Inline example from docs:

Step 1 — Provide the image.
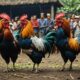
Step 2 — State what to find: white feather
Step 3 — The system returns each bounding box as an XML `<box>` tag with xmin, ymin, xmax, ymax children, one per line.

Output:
<box><xmin>31</xmin><ymin>36</ymin><xmax>45</xmax><ymax>51</ymax></box>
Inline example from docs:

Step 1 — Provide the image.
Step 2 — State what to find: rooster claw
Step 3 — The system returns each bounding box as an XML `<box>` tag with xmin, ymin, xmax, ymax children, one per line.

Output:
<box><xmin>12</xmin><ymin>69</ymin><xmax>16</xmax><ymax>72</ymax></box>
<box><xmin>34</xmin><ymin>70</ymin><xmax>39</xmax><ymax>73</ymax></box>
<box><xmin>3</xmin><ymin>68</ymin><xmax>16</xmax><ymax>72</ymax></box>
<box><xmin>3</xmin><ymin>69</ymin><xmax>10</xmax><ymax>73</ymax></box>
<box><xmin>61</xmin><ymin>68</ymin><xmax>65</xmax><ymax>71</ymax></box>
<box><xmin>68</xmin><ymin>68</ymin><xmax>73</xmax><ymax>71</ymax></box>
<box><xmin>32</xmin><ymin>69</ymin><xmax>36</xmax><ymax>72</ymax></box>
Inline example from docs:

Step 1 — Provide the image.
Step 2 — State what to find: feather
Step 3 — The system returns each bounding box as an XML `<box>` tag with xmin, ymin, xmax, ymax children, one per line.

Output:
<box><xmin>44</xmin><ymin>31</ymin><xmax>56</xmax><ymax>44</ymax></box>
<box><xmin>21</xmin><ymin>21</ymin><xmax>34</xmax><ymax>38</ymax></box>
<box><xmin>17</xmin><ymin>37</ymin><xmax>32</xmax><ymax>49</ymax></box>
<box><xmin>62</xmin><ymin>18</ymin><xmax>71</xmax><ymax>37</ymax></box>
<box><xmin>68</xmin><ymin>38</ymin><xmax>79</xmax><ymax>50</ymax></box>
<box><xmin>44</xmin><ymin>36</ymin><xmax>55</xmax><ymax>44</ymax></box>
<box><xmin>44</xmin><ymin>30</ymin><xmax>56</xmax><ymax>38</ymax></box>
<box><xmin>4</xmin><ymin>29</ymin><xmax>14</xmax><ymax>42</ymax></box>
<box><xmin>27</xmin><ymin>50</ymin><xmax>43</xmax><ymax>64</ymax></box>
<box><xmin>31</xmin><ymin>30</ymin><xmax>56</xmax><ymax>52</ymax></box>
<box><xmin>0</xmin><ymin>20</ymin><xmax>3</xmax><ymax>30</ymax></box>
<box><xmin>43</xmin><ymin>40</ymin><xmax>52</xmax><ymax>53</ymax></box>
<box><xmin>0</xmin><ymin>20</ymin><xmax>4</xmax><ymax>42</ymax></box>
<box><xmin>31</xmin><ymin>36</ymin><xmax>45</xmax><ymax>51</ymax></box>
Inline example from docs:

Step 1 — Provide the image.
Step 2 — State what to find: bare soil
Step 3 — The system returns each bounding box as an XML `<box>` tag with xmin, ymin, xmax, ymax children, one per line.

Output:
<box><xmin>0</xmin><ymin>52</ymin><xmax>80</xmax><ymax>80</ymax></box>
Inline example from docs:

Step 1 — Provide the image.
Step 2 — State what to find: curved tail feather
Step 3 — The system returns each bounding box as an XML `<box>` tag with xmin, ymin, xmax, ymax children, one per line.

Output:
<box><xmin>31</xmin><ymin>30</ymin><xmax>56</xmax><ymax>53</ymax></box>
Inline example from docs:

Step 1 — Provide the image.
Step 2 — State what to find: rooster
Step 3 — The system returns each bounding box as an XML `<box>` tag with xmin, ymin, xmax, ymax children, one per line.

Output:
<box><xmin>54</xmin><ymin>15</ymin><xmax>80</xmax><ymax>71</ymax></box>
<box><xmin>0</xmin><ymin>13</ymin><xmax>21</xmax><ymax>72</ymax></box>
<box><xmin>16</xmin><ymin>31</ymin><xmax>56</xmax><ymax>72</ymax></box>
<box><xmin>14</xmin><ymin>15</ymin><xmax>56</xmax><ymax>72</ymax></box>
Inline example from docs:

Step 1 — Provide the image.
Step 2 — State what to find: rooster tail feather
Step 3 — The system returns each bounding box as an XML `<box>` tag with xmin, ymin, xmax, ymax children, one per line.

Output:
<box><xmin>44</xmin><ymin>30</ymin><xmax>56</xmax><ymax>49</ymax></box>
<box><xmin>31</xmin><ymin>30</ymin><xmax>56</xmax><ymax>53</ymax></box>
<box><xmin>43</xmin><ymin>40</ymin><xmax>52</xmax><ymax>53</ymax></box>
<box><xmin>44</xmin><ymin>30</ymin><xmax>56</xmax><ymax>39</ymax></box>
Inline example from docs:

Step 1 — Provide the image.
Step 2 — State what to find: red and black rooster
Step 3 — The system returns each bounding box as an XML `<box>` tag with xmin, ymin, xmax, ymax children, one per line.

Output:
<box><xmin>0</xmin><ymin>13</ymin><xmax>21</xmax><ymax>72</ymax></box>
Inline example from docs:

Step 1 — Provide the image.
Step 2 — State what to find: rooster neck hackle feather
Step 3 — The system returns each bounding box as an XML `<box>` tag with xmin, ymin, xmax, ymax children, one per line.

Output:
<box><xmin>61</xmin><ymin>18</ymin><xmax>71</xmax><ymax>37</ymax></box>
<box><xmin>4</xmin><ymin>28</ymin><xmax>14</xmax><ymax>42</ymax></box>
<box><xmin>20</xmin><ymin>21</ymin><xmax>34</xmax><ymax>38</ymax></box>
<box><xmin>0</xmin><ymin>20</ymin><xmax>3</xmax><ymax>30</ymax></box>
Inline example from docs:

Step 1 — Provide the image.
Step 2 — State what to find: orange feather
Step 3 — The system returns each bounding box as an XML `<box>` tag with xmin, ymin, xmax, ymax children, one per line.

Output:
<box><xmin>0</xmin><ymin>20</ymin><xmax>3</xmax><ymax>30</ymax></box>
<box><xmin>21</xmin><ymin>21</ymin><xmax>34</xmax><ymax>38</ymax></box>
<box><xmin>62</xmin><ymin>18</ymin><xmax>71</xmax><ymax>37</ymax></box>
<box><xmin>0</xmin><ymin>20</ymin><xmax>4</xmax><ymax>39</ymax></box>
<box><xmin>4</xmin><ymin>29</ymin><xmax>14</xmax><ymax>41</ymax></box>
<box><xmin>68</xmin><ymin>38</ymin><xmax>79</xmax><ymax>50</ymax></box>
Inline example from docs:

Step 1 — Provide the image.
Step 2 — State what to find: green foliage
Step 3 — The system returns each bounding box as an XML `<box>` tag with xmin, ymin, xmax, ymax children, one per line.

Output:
<box><xmin>58</xmin><ymin>0</ymin><xmax>80</xmax><ymax>14</ymax></box>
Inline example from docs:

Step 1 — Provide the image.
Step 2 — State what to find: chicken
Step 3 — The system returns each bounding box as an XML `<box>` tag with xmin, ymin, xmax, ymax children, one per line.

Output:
<box><xmin>12</xmin><ymin>16</ymin><xmax>54</xmax><ymax>72</ymax></box>
<box><xmin>16</xmin><ymin>30</ymin><xmax>56</xmax><ymax>72</ymax></box>
<box><xmin>0</xmin><ymin>28</ymin><xmax>21</xmax><ymax>72</ymax></box>
<box><xmin>0</xmin><ymin>16</ymin><xmax>21</xmax><ymax>72</ymax></box>
<box><xmin>54</xmin><ymin>18</ymin><xmax>80</xmax><ymax>71</ymax></box>
<box><xmin>23</xmin><ymin>49</ymin><xmax>44</xmax><ymax>72</ymax></box>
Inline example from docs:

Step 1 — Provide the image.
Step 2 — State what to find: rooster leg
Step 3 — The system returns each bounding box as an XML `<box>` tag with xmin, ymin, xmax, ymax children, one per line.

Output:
<box><xmin>61</xmin><ymin>62</ymin><xmax>66</xmax><ymax>71</ymax></box>
<box><xmin>35</xmin><ymin>64</ymin><xmax>39</xmax><ymax>73</ymax></box>
<box><xmin>47</xmin><ymin>53</ymin><xmax>50</xmax><ymax>58</ymax></box>
<box><xmin>69</xmin><ymin>62</ymin><xmax>73</xmax><ymax>71</ymax></box>
<box><xmin>6</xmin><ymin>64</ymin><xmax>9</xmax><ymax>72</ymax></box>
<box><xmin>32</xmin><ymin>63</ymin><xmax>36</xmax><ymax>71</ymax></box>
<box><xmin>12</xmin><ymin>63</ymin><xmax>16</xmax><ymax>71</ymax></box>
<box><xmin>61</xmin><ymin>57</ymin><xmax>68</xmax><ymax>71</ymax></box>
<box><xmin>3</xmin><ymin>64</ymin><xmax>9</xmax><ymax>72</ymax></box>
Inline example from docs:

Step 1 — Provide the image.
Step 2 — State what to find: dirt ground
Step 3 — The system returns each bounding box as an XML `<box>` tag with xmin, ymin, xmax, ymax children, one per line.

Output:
<box><xmin>0</xmin><ymin>52</ymin><xmax>80</xmax><ymax>80</ymax></box>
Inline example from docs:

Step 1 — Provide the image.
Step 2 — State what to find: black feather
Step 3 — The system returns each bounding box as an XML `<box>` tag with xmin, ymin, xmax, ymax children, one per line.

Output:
<box><xmin>0</xmin><ymin>39</ymin><xmax>21</xmax><ymax>65</ymax></box>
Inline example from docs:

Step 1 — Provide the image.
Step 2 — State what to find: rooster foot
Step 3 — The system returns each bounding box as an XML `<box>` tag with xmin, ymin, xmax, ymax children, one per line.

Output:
<box><xmin>11</xmin><ymin>68</ymin><xmax>16</xmax><ymax>72</ymax></box>
<box><xmin>32</xmin><ymin>68</ymin><xmax>36</xmax><ymax>71</ymax></box>
<box><xmin>61</xmin><ymin>68</ymin><xmax>65</xmax><ymax>71</ymax></box>
<box><xmin>34</xmin><ymin>69</ymin><xmax>39</xmax><ymax>73</ymax></box>
<box><xmin>3</xmin><ymin>69</ymin><xmax>11</xmax><ymax>73</ymax></box>
<box><xmin>69</xmin><ymin>68</ymin><xmax>73</xmax><ymax>71</ymax></box>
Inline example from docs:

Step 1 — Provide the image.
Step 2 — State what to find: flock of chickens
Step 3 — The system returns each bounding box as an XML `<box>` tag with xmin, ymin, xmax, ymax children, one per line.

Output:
<box><xmin>0</xmin><ymin>13</ymin><xmax>80</xmax><ymax>73</ymax></box>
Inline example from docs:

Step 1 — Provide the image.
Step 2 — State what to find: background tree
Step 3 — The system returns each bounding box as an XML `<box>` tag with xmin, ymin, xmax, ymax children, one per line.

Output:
<box><xmin>58</xmin><ymin>0</ymin><xmax>80</xmax><ymax>15</ymax></box>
